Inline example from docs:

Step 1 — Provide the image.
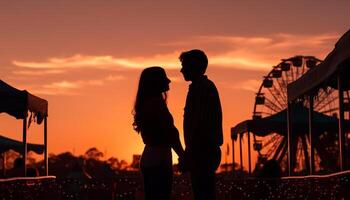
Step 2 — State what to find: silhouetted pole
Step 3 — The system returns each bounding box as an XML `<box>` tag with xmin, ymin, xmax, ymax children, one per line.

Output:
<box><xmin>232</xmin><ymin>139</ymin><xmax>235</xmax><ymax>176</ymax></box>
<box><xmin>348</xmin><ymin>91</ymin><xmax>350</xmax><ymax>120</ymax></box>
<box><xmin>239</xmin><ymin>134</ymin><xmax>243</xmax><ymax>172</ymax></box>
<box><xmin>44</xmin><ymin>116</ymin><xmax>48</xmax><ymax>176</ymax></box>
<box><xmin>301</xmin><ymin>135</ymin><xmax>310</xmax><ymax>174</ymax></box>
<box><xmin>308</xmin><ymin>95</ymin><xmax>315</xmax><ymax>174</ymax></box>
<box><xmin>23</xmin><ymin>117</ymin><xmax>27</xmax><ymax>177</ymax></box>
<box><xmin>338</xmin><ymin>74</ymin><xmax>346</xmax><ymax>171</ymax></box>
<box><xmin>287</xmin><ymin>102</ymin><xmax>292</xmax><ymax>176</ymax></box>
<box><xmin>247</xmin><ymin>131</ymin><xmax>251</xmax><ymax>175</ymax></box>
<box><xmin>225</xmin><ymin>143</ymin><xmax>228</xmax><ymax>174</ymax></box>
<box><xmin>2</xmin><ymin>152</ymin><xmax>6</xmax><ymax>177</ymax></box>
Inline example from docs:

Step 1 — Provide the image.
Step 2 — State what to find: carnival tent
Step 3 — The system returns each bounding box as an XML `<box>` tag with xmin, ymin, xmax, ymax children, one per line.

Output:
<box><xmin>288</xmin><ymin>29</ymin><xmax>350</xmax><ymax>101</ymax></box>
<box><xmin>0</xmin><ymin>80</ymin><xmax>48</xmax><ymax>121</ymax></box>
<box><xmin>0</xmin><ymin>80</ymin><xmax>48</xmax><ymax>176</ymax></box>
<box><xmin>231</xmin><ymin>105</ymin><xmax>348</xmax><ymax>139</ymax></box>
<box><xmin>0</xmin><ymin>135</ymin><xmax>44</xmax><ymax>154</ymax></box>
<box><xmin>287</xmin><ymin>29</ymin><xmax>350</xmax><ymax>172</ymax></box>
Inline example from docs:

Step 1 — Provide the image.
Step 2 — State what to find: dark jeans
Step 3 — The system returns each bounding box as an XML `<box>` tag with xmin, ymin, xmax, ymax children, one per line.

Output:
<box><xmin>188</xmin><ymin>147</ymin><xmax>221</xmax><ymax>200</ymax></box>
<box><xmin>141</xmin><ymin>165</ymin><xmax>173</xmax><ymax>200</ymax></box>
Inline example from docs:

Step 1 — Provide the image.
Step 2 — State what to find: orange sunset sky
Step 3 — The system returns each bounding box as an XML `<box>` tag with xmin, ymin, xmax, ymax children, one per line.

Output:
<box><xmin>0</xmin><ymin>1</ymin><xmax>350</xmax><ymax>168</ymax></box>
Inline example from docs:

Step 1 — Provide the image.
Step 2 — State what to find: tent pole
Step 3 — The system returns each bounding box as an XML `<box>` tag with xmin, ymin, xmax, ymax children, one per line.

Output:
<box><xmin>348</xmin><ymin>90</ymin><xmax>350</xmax><ymax>120</ymax></box>
<box><xmin>287</xmin><ymin>102</ymin><xmax>292</xmax><ymax>176</ymax></box>
<box><xmin>344</xmin><ymin>90</ymin><xmax>350</xmax><ymax>119</ymax></box>
<box><xmin>23</xmin><ymin>117</ymin><xmax>27</xmax><ymax>177</ymax></box>
<box><xmin>338</xmin><ymin>74</ymin><xmax>345</xmax><ymax>171</ymax></box>
<box><xmin>232</xmin><ymin>139</ymin><xmax>235</xmax><ymax>176</ymax></box>
<box><xmin>247</xmin><ymin>131</ymin><xmax>251</xmax><ymax>175</ymax></box>
<box><xmin>44</xmin><ymin>117</ymin><xmax>48</xmax><ymax>176</ymax></box>
<box><xmin>308</xmin><ymin>95</ymin><xmax>315</xmax><ymax>175</ymax></box>
<box><xmin>239</xmin><ymin>134</ymin><xmax>243</xmax><ymax>173</ymax></box>
<box><xmin>2</xmin><ymin>152</ymin><xmax>6</xmax><ymax>177</ymax></box>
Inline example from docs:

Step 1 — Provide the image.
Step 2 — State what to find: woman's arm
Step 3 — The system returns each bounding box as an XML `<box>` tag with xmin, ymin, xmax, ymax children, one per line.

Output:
<box><xmin>170</xmin><ymin>127</ymin><xmax>184</xmax><ymax>158</ymax></box>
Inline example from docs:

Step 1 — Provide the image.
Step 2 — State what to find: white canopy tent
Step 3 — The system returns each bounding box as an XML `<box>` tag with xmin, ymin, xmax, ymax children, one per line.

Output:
<box><xmin>0</xmin><ymin>80</ymin><xmax>48</xmax><ymax>176</ymax></box>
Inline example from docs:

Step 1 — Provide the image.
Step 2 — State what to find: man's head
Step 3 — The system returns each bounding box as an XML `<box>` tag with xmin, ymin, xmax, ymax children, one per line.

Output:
<box><xmin>179</xmin><ymin>49</ymin><xmax>208</xmax><ymax>81</ymax></box>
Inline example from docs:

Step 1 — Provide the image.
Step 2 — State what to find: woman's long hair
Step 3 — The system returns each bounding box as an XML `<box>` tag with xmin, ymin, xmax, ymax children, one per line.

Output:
<box><xmin>133</xmin><ymin>67</ymin><xmax>169</xmax><ymax>133</ymax></box>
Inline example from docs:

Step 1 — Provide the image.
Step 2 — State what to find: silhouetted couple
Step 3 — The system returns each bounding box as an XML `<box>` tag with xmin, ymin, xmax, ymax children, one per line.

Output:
<box><xmin>133</xmin><ymin>49</ymin><xmax>223</xmax><ymax>200</ymax></box>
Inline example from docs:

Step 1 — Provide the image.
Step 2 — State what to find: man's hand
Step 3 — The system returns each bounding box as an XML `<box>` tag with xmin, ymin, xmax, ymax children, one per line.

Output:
<box><xmin>178</xmin><ymin>150</ymin><xmax>194</xmax><ymax>173</ymax></box>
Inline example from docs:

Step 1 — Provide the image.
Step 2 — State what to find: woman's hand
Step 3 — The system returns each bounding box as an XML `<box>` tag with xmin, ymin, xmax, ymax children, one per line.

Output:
<box><xmin>177</xmin><ymin>155</ymin><xmax>187</xmax><ymax>173</ymax></box>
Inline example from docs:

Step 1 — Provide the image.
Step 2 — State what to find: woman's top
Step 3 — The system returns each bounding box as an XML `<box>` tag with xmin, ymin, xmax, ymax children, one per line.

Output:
<box><xmin>139</xmin><ymin>96</ymin><xmax>179</xmax><ymax>148</ymax></box>
<box><xmin>139</xmin><ymin>96</ymin><xmax>180</xmax><ymax>168</ymax></box>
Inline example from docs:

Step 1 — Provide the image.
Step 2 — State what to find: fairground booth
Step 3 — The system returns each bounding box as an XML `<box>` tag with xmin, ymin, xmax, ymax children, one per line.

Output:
<box><xmin>287</xmin><ymin>29</ymin><xmax>350</xmax><ymax>175</ymax></box>
<box><xmin>231</xmin><ymin>29</ymin><xmax>350</xmax><ymax>177</ymax></box>
<box><xmin>0</xmin><ymin>80</ymin><xmax>48</xmax><ymax>176</ymax></box>
<box><xmin>0</xmin><ymin>135</ymin><xmax>44</xmax><ymax>177</ymax></box>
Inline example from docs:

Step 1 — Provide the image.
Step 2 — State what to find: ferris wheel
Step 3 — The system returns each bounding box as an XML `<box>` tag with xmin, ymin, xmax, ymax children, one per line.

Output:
<box><xmin>252</xmin><ymin>55</ymin><xmax>340</xmax><ymax>174</ymax></box>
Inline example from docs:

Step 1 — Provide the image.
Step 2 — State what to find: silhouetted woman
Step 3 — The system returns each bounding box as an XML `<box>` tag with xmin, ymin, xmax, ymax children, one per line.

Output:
<box><xmin>133</xmin><ymin>66</ymin><xmax>184</xmax><ymax>200</ymax></box>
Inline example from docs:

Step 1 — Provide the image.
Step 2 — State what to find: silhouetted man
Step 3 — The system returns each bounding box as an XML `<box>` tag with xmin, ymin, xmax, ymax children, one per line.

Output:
<box><xmin>179</xmin><ymin>49</ymin><xmax>223</xmax><ymax>200</ymax></box>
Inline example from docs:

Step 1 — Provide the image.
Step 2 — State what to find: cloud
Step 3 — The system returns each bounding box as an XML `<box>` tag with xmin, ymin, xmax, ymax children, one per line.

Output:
<box><xmin>198</xmin><ymin>33</ymin><xmax>337</xmax><ymax>48</ymax></box>
<box><xmin>12</xmin><ymin>54</ymin><xmax>181</xmax><ymax>70</ymax></box>
<box><xmin>9</xmin><ymin>32</ymin><xmax>341</xmax><ymax>96</ymax></box>
<box><xmin>210</xmin><ymin>56</ymin><xmax>270</xmax><ymax>71</ymax></box>
<box><xmin>158</xmin><ymin>32</ymin><xmax>340</xmax><ymax>70</ymax></box>
<box><xmin>156</xmin><ymin>35</ymin><xmax>273</xmax><ymax>47</ymax></box>
<box><xmin>104</xmin><ymin>75</ymin><xmax>124</xmax><ymax>81</ymax></box>
<box><xmin>44</xmin><ymin>81</ymin><xmax>81</xmax><ymax>89</ymax></box>
<box><xmin>12</xmin><ymin>69</ymin><xmax>65</xmax><ymax>76</ymax></box>
<box><xmin>28</xmin><ymin>75</ymin><xmax>125</xmax><ymax>96</ymax></box>
<box><xmin>268</xmin><ymin>33</ymin><xmax>337</xmax><ymax>49</ymax></box>
<box><xmin>12</xmin><ymin>32</ymin><xmax>340</xmax><ymax>73</ymax></box>
<box><xmin>230</xmin><ymin>79</ymin><xmax>262</xmax><ymax>92</ymax></box>
<box><xmin>197</xmin><ymin>35</ymin><xmax>273</xmax><ymax>46</ymax></box>
<box><xmin>13</xmin><ymin>55</ymin><xmax>136</xmax><ymax>69</ymax></box>
<box><xmin>206</xmin><ymin>33</ymin><xmax>338</xmax><ymax>70</ymax></box>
